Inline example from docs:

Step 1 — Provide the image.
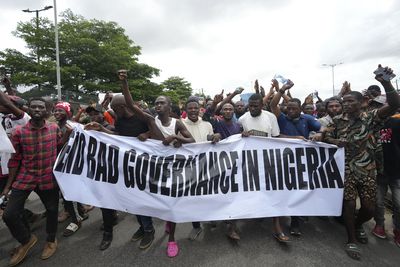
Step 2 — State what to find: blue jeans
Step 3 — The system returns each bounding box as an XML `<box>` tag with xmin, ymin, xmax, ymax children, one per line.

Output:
<box><xmin>136</xmin><ymin>215</ymin><xmax>154</xmax><ymax>232</ymax></box>
<box><xmin>374</xmin><ymin>177</ymin><xmax>400</xmax><ymax>230</ymax></box>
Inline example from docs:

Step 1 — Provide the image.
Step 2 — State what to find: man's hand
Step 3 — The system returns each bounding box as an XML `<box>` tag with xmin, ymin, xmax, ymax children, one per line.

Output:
<box><xmin>162</xmin><ymin>135</ymin><xmax>176</xmax><ymax>146</ymax></box>
<box><xmin>172</xmin><ymin>140</ymin><xmax>182</xmax><ymax>148</ymax></box>
<box><xmin>271</xmin><ymin>79</ymin><xmax>279</xmax><ymax>91</ymax></box>
<box><xmin>210</xmin><ymin>133</ymin><xmax>221</xmax><ymax>144</ymax></box>
<box><xmin>339</xmin><ymin>81</ymin><xmax>351</xmax><ymax>96</ymax></box>
<box><xmin>242</xmin><ymin>131</ymin><xmax>250</xmax><ymax>137</ymax></box>
<box><xmin>333</xmin><ymin>139</ymin><xmax>348</xmax><ymax>148</ymax></box>
<box><xmin>304</xmin><ymin>94</ymin><xmax>313</xmax><ymax>104</ymax></box>
<box><xmin>1</xmin><ymin>77</ymin><xmax>11</xmax><ymax>88</ymax></box>
<box><xmin>281</xmin><ymin>79</ymin><xmax>294</xmax><ymax>91</ymax></box>
<box><xmin>260</xmin><ymin>86</ymin><xmax>265</xmax><ymax>97</ymax></box>
<box><xmin>375</xmin><ymin>64</ymin><xmax>394</xmax><ymax>84</ymax></box>
<box><xmin>138</xmin><ymin>132</ymin><xmax>149</xmax><ymax>142</ymax></box>
<box><xmin>310</xmin><ymin>133</ymin><xmax>323</xmax><ymax>142</ymax></box>
<box><xmin>213</xmin><ymin>89</ymin><xmax>224</xmax><ymax>104</ymax></box>
<box><xmin>254</xmin><ymin>79</ymin><xmax>260</xmax><ymax>94</ymax></box>
<box><xmin>84</xmin><ymin>122</ymin><xmax>105</xmax><ymax>132</ymax></box>
<box><xmin>117</xmin><ymin>69</ymin><xmax>128</xmax><ymax>81</ymax></box>
<box><xmin>1</xmin><ymin>187</ymin><xmax>10</xmax><ymax>199</ymax></box>
<box><xmin>234</xmin><ymin>87</ymin><xmax>244</xmax><ymax>95</ymax></box>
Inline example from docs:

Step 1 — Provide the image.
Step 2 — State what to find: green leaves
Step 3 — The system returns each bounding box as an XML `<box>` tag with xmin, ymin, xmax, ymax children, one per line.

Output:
<box><xmin>161</xmin><ymin>76</ymin><xmax>193</xmax><ymax>104</ymax></box>
<box><xmin>1</xmin><ymin>9</ymin><xmax>160</xmax><ymax>103</ymax></box>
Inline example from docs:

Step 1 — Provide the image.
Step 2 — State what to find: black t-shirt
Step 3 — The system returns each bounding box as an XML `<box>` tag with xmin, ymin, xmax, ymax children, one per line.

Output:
<box><xmin>114</xmin><ymin>114</ymin><xmax>149</xmax><ymax>137</ymax></box>
<box><xmin>380</xmin><ymin>117</ymin><xmax>400</xmax><ymax>179</ymax></box>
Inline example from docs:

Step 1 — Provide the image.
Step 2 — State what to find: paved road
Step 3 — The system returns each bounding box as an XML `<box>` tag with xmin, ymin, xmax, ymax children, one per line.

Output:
<box><xmin>0</xmin><ymin>194</ymin><xmax>399</xmax><ymax>267</ymax></box>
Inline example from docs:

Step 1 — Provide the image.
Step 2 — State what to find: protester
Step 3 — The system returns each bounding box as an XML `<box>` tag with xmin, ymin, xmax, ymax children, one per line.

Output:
<box><xmin>270</xmin><ymin>79</ymin><xmax>321</xmax><ymax>236</ymax></box>
<box><xmin>211</xmin><ymin>102</ymin><xmax>242</xmax><ymax>240</ymax></box>
<box><xmin>318</xmin><ymin>97</ymin><xmax>343</xmax><ymax>128</ymax></box>
<box><xmin>238</xmin><ymin>93</ymin><xmax>289</xmax><ymax>243</ymax></box>
<box><xmin>153</xmin><ymin>95</ymin><xmax>195</xmax><ymax>257</ymax></box>
<box><xmin>323</xmin><ymin>65</ymin><xmax>400</xmax><ymax>260</ymax></box>
<box><xmin>182</xmin><ymin>97</ymin><xmax>220</xmax><ymax>241</ymax></box>
<box><xmin>371</xmin><ymin>112</ymin><xmax>400</xmax><ymax>247</ymax></box>
<box><xmin>85</xmin><ymin>70</ymin><xmax>163</xmax><ymax>251</ymax></box>
<box><xmin>1</xmin><ymin>97</ymin><xmax>69</xmax><ymax>265</ymax></box>
<box><xmin>0</xmin><ymin>82</ymin><xmax>42</xmax><ymax>224</ymax></box>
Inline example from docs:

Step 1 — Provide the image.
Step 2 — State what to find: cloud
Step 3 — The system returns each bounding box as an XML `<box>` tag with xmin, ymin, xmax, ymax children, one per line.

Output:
<box><xmin>1</xmin><ymin>0</ymin><xmax>399</xmax><ymax>100</ymax></box>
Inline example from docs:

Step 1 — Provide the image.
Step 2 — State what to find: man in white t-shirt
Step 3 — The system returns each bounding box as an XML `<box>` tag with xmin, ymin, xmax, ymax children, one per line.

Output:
<box><xmin>238</xmin><ymin>93</ymin><xmax>290</xmax><ymax>243</ymax></box>
<box><xmin>238</xmin><ymin>94</ymin><xmax>280</xmax><ymax>137</ymax></box>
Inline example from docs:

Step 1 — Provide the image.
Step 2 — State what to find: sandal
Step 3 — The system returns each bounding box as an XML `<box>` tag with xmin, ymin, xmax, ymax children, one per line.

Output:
<box><xmin>273</xmin><ymin>232</ymin><xmax>290</xmax><ymax>243</ymax></box>
<box><xmin>345</xmin><ymin>243</ymin><xmax>361</xmax><ymax>260</ymax></box>
<box><xmin>167</xmin><ymin>241</ymin><xmax>179</xmax><ymax>257</ymax></box>
<box><xmin>63</xmin><ymin>222</ymin><xmax>81</xmax><ymax>237</ymax></box>
<box><xmin>356</xmin><ymin>227</ymin><xmax>368</xmax><ymax>244</ymax></box>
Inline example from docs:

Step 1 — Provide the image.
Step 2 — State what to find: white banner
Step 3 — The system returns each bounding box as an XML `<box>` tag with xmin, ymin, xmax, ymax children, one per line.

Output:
<box><xmin>0</xmin><ymin>123</ymin><xmax>15</xmax><ymax>174</ymax></box>
<box><xmin>54</xmin><ymin>124</ymin><xmax>345</xmax><ymax>223</ymax></box>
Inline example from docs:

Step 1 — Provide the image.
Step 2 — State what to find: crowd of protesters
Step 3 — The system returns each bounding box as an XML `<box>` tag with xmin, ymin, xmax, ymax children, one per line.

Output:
<box><xmin>0</xmin><ymin>64</ymin><xmax>399</xmax><ymax>266</ymax></box>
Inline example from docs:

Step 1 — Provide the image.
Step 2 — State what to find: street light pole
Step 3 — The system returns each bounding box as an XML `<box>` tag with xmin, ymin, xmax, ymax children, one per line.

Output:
<box><xmin>22</xmin><ymin>5</ymin><xmax>53</xmax><ymax>90</ymax></box>
<box><xmin>53</xmin><ymin>0</ymin><xmax>62</xmax><ymax>101</ymax></box>
<box><xmin>322</xmin><ymin>62</ymin><xmax>343</xmax><ymax>96</ymax></box>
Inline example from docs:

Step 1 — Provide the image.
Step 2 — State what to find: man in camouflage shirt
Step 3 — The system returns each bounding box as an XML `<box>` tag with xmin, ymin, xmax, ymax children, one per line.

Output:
<box><xmin>323</xmin><ymin>65</ymin><xmax>400</xmax><ymax>260</ymax></box>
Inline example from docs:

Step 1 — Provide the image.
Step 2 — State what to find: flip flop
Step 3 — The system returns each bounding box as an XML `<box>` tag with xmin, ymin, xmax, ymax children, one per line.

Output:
<box><xmin>356</xmin><ymin>228</ymin><xmax>368</xmax><ymax>244</ymax></box>
<box><xmin>273</xmin><ymin>232</ymin><xmax>290</xmax><ymax>243</ymax></box>
<box><xmin>63</xmin><ymin>222</ymin><xmax>81</xmax><ymax>237</ymax></box>
<box><xmin>345</xmin><ymin>243</ymin><xmax>361</xmax><ymax>260</ymax></box>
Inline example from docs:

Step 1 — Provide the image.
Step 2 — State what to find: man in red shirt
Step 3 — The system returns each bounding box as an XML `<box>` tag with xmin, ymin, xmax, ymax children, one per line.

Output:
<box><xmin>1</xmin><ymin>97</ymin><xmax>64</xmax><ymax>266</ymax></box>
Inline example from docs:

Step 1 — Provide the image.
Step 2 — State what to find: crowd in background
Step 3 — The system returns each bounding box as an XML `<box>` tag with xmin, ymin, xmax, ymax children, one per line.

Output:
<box><xmin>0</xmin><ymin>65</ymin><xmax>399</xmax><ymax>266</ymax></box>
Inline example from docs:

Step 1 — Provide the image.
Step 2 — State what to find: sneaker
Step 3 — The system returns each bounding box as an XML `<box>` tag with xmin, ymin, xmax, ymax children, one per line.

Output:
<box><xmin>41</xmin><ymin>240</ymin><xmax>57</xmax><ymax>260</ymax></box>
<box><xmin>394</xmin><ymin>229</ymin><xmax>400</xmax><ymax>247</ymax></box>
<box><xmin>167</xmin><ymin>241</ymin><xmax>179</xmax><ymax>257</ymax></box>
<box><xmin>131</xmin><ymin>228</ymin><xmax>144</xmax><ymax>241</ymax></box>
<box><xmin>371</xmin><ymin>225</ymin><xmax>387</xmax><ymax>239</ymax></box>
<box><xmin>9</xmin><ymin>234</ymin><xmax>37</xmax><ymax>266</ymax></box>
<box><xmin>188</xmin><ymin>227</ymin><xmax>203</xmax><ymax>241</ymax></box>
<box><xmin>139</xmin><ymin>230</ymin><xmax>155</xmax><ymax>249</ymax></box>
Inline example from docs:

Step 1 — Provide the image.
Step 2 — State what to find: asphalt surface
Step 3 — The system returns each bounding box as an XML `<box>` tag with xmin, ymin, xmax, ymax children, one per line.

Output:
<box><xmin>0</xmin><ymin>194</ymin><xmax>399</xmax><ymax>267</ymax></box>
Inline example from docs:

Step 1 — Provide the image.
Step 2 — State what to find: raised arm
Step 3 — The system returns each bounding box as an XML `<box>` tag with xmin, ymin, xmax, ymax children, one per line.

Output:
<box><xmin>1</xmin><ymin>77</ymin><xmax>16</xmax><ymax>96</ymax></box>
<box><xmin>270</xmin><ymin>79</ymin><xmax>294</xmax><ymax>118</ymax></box>
<box><xmin>214</xmin><ymin>87</ymin><xmax>244</xmax><ymax>115</ymax></box>
<box><xmin>0</xmin><ymin>90</ymin><xmax>24</xmax><ymax>118</ymax></box>
<box><xmin>263</xmin><ymin>79</ymin><xmax>278</xmax><ymax>105</ymax></box>
<box><xmin>118</xmin><ymin>70</ymin><xmax>151</xmax><ymax>122</ymax></box>
<box><xmin>376</xmin><ymin>65</ymin><xmax>400</xmax><ymax>118</ymax></box>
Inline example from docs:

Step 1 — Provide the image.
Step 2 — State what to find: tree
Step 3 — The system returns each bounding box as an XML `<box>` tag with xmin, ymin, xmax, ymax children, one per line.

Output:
<box><xmin>0</xmin><ymin>9</ymin><xmax>161</xmax><ymax>102</ymax></box>
<box><xmin>161</xmin><ymin>76</ymin><xmax>192</xmax><ymax>104</ymax></box>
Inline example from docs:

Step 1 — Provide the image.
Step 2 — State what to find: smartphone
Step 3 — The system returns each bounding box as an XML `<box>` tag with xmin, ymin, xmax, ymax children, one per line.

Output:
<box><xmin>374</xmin><ymin>66</ymin><xmax>396</xmax><ymax>81</ymax></box>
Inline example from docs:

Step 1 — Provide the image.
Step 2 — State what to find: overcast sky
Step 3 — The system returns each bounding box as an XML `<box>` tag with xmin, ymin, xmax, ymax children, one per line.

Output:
<box><xmin>1</xmin><ymin>0</ymin><xmax>399</xmax><ymax>100</ymax></box>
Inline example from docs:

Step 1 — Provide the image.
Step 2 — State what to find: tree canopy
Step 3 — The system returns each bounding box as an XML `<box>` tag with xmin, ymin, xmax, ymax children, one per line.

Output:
<box><xmin>161</xmin><ymin>76</ymin><xmax>193</xmax><ymax>104</ymax></box>
<box><xmin>0</xmin><ymin>9</ymin><xmax>163</xmax><ymax>103</ymax></box>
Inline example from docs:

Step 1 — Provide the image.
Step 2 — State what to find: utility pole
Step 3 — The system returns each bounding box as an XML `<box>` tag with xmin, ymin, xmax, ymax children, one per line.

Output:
<box><xmin>22</xmin><ymin>5</ymin><xmax>53</xmax><ymax>91</ymax></box>
<box><xmin>322</xmin><ymin>62</ymin><xmax>343</xmax><ymax>96</ymax></box>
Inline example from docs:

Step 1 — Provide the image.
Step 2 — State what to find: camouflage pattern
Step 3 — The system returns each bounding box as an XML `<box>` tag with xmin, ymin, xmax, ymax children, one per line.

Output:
<box><xmin>325</xmin><ymin>109</ymin><xmax>384</xmax><ymax>175</ymax></box>
<box><xmin>324</xmin><ymin>109</ymin><xmax>385</xmax><ymax>200</ymax></box>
